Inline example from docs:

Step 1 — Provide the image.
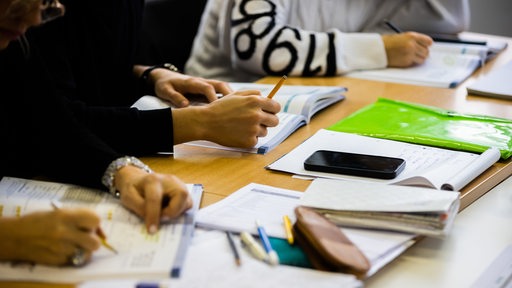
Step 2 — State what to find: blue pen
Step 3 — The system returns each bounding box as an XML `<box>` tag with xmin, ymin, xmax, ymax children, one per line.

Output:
<box><xmin>255</xmin><ymin>220</ymin><xmax>279</xmax><ymax>265</ymax></box>
<box><xmin>136</xmin><ymin>283</ymin><xmax>166</xmax><ymax>288</ymax></box>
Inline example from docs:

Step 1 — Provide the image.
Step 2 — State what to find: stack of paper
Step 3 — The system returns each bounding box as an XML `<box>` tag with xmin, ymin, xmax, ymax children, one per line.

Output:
<box><xmin>300</xmin><ymin>178</ymin><xmax>460</xmax><ymax>237</ymax></box>
<box><xmin>195</xmin><ymin>183</ymin><xmax>418</xmax><ymax>278</ymax></box>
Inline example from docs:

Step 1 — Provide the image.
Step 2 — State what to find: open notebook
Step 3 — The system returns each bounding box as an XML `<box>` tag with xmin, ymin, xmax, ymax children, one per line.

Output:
<box><xmin>0</xmin><ymin>177</ymin><xmax>203</xmax><ymax>282</ymax></box>
<box><xmin>132</xmin><ymin>83</ymin><xmax>346</xmax><ymax>154</ymax></box>
<box><xmin>346</xmin><ymin>41</ymin><xmax>506</xmax><ymax>88</ymax></box>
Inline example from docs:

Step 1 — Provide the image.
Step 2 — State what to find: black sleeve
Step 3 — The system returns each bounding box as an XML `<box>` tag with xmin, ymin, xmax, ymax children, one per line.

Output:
<box><xmin>25</xmin><ymin>0</ymin><xmax>174</xmax><ymax>155</ymax></box>
<box><xmin>1</xmin><ymin>41</ymin><xmax>123</xmax><ymax>190</ymax></box>
<box><xmin>67</xmin><ymin>100</ymin><xmax>174</xmax><ymax>155</ymax></box>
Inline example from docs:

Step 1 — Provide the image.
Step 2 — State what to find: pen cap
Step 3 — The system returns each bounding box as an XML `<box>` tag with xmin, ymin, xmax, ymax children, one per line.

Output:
<box><xmin>292</xmin><ymin>206</ymin><xmax>370</xmax><ymax>279</ymax></box>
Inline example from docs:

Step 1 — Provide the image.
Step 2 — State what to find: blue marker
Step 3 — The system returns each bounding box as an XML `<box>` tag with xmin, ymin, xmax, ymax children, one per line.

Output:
<box><xmin>136</xmin><ymin>282</ymin><xmax>167</xmax><ymax>288</ymax></box>
<box><xmin>255</xmin><ymin>220</ymin><xmax>279</xmax><ymax>265</ymax></box>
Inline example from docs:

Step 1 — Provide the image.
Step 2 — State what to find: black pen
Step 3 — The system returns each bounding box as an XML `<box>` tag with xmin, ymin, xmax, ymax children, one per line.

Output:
<box><xmin>384</xmin><ymin>20</ymin><xmax>402</xmax><ymax>34</ymax></box>
<box><xmin>226</xmin><ymin>231</ymin><xmax>241</xmax><ymax>266</ymax></box>
<box><xmin>385</xmin><ymin>20</ymin><xmax>487</xmax><ymax>46</ymax></box>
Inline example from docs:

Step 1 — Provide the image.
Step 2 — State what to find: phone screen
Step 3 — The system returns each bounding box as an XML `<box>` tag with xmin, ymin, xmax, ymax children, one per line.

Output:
<box><xmin>304</xmin><ymin>150</ymin><xmax>406</xmax><ymax>179</ymax></box>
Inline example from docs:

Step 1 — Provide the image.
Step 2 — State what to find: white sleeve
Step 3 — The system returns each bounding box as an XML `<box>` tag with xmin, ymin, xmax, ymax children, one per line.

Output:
<box><xmin>229</xmin><ymin>0</ymin><xmax>387</xmax><ymax>78</ymax></box>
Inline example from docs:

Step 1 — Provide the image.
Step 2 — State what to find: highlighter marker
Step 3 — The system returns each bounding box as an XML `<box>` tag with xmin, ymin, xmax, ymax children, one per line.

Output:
<box><xmin>240</xmin><ymin>231</ymin><xmax>268</xmax><ymax>263</ymax></box>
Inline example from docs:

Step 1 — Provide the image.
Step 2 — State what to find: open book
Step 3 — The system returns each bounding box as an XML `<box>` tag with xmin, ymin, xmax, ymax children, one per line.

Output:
<box><xmin>266</xmin><ymin>129</ymin><xmax>501</xmax><ymax>191</ymax></box>
<box><xmin>346</xmin><ymin>41</ymin><xmax>506</xmax><ymax>88</ymax></box>
<box><xmin>301</xmin><ymin>178</ymin><xmax>460</xmax><ymax>237</ymax></box>
<box><xmin>132</xmin><ymin>83</ymin><xmax>346</xmax><ymax>154</ymax></box>
<box><xmin>0</xmin><ymin>177</ymin><xmax>202</xmax><ymax>283</ymax></box>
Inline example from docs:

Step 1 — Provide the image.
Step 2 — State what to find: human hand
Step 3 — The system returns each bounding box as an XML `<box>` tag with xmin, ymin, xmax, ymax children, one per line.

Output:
<box><xmin>381</xmin><ymin>32</ymin><xmax>433</xmax><ymax>67</ymax></box>
<box><xmin>114</xmin><ymin>165</ymin><xmax>193</xmax><ymax>234</ymax></box>
<box><xmin>1</xmin><ymin>209</ymin><xmax>101</xmax><ymax>266</ymax></box>
<box><xmin>172</xmin><ymin>90</ymin><xmax>281</xmax><ymax>148</ymax></box>
<box><xmin>150</xmin><ymin>69</ymin><xmax>233</xmax><ymax>108</ymax></box>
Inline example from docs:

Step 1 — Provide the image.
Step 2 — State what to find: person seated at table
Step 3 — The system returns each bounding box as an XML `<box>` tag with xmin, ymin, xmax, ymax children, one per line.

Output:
<box><xmin>0</xmin><ymin>0</ymin><xmax>192</xmax><ymax>266</ymax></box>
<box><xmin>184</xmin><ymin>0</ymin><xmax>469</xmax><ymax>82</ymax></box>
<box><xmin>24</xmin><ymin>0</ymin><xmax>280</xmax><ymax>159</ymax></box>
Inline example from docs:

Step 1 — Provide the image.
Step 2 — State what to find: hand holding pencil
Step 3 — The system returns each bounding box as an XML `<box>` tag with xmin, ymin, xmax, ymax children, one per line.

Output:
<box><xmin>51</xmin><ymin>201</ymin><xmax>118</xmax><ymax>254</ymax></box>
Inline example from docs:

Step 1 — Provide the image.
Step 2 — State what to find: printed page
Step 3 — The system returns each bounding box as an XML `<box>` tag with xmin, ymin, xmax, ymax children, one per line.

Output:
<box><xmin>0</xmin><ymin>177</ymin><xmax>202</xmax><ymax>283</ymax></box>
<box><xmin>266</xmin><ymin>129</ymin><xmax>500</xmax><ymax>190</ymax></box>
<box><xmin>229</xmin><ymin>82</ymin><xmax>346</xmax><ymax>121</ymax></box>
<box><xmin>346</xmin><ymin>51</ymin><xmax>481</xmax><ymax>88</ymax></box>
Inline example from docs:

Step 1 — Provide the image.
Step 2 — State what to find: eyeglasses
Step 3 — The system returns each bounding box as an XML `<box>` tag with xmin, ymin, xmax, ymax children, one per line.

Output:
<box><xmin>6</xmin><ymin>0</ymin><xmax>65</xmax><ymax>23</ymax></box>
<box><xmin>40</xmin><ymin>0</ymin><xmax>65</xmax><ymax>23</ymax></box>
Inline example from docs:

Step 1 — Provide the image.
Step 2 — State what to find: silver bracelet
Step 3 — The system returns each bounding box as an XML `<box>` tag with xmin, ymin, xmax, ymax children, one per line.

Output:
<box><xmin>101</xmin><ymin>156</ymin><xmax>153</xmax><ymax>198</ymax></box>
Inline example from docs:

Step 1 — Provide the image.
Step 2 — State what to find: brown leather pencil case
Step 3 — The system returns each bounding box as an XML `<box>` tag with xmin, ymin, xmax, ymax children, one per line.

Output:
<box><xmin>293</xmin><ymin>206</ymin><xmax>370</xmax><ymax>279</ymax></box>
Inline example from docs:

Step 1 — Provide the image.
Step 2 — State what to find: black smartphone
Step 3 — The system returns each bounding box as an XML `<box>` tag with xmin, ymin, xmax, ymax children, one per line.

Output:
<box><xmin>304</xmin><ymin>150</ymin><xmax>406</xmax><ymax>179</ymax></box>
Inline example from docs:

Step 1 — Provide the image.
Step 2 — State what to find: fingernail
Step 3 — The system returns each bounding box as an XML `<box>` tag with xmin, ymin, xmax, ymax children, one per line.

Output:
<box><xmin>149</xmin><ymin>225</ymin><xmax>158</xmax><ymax>235</ymax></box>
<box><xmin>180</xmin><ymin>100</ymin><xmax>188</xmax><ymax>107</ymax></box>
<box><xmin>160</xmin><ymin>216</ymin><xmax>171</xmax><ymax>222</ymax></box>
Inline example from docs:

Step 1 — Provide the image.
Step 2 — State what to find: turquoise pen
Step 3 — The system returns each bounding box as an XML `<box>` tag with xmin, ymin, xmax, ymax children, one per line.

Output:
<box><xmin>255</xmin><ymin>220</ymin><xmax>279</xmax><ymax>265</ymax></box>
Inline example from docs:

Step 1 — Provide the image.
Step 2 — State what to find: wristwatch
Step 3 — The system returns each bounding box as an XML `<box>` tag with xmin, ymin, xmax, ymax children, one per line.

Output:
<box><xmin>140</xmin><ymin>63</ymin><xmax>180</xmax><ymax>82</ymax></box>
<box><xmin>102</xmin><ymin>156</ymin><xmax>153</xmax><ymax>198</ymax></box>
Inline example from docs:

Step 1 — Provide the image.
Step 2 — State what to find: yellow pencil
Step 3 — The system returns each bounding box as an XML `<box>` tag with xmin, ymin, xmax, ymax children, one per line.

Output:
<box><xmin>283</xmin><ymin>215</ymin><xmax>294</xmax><ymax>245</ymax></box>
<box><xmin>51</xmin><ymin>201</ymin><xmax>118</xmax><ymax>254</ymax></box>
<box><xmin>266</xmin><ymin>75</ymin><xmax>287</xmax><ymax>99</ymax></box>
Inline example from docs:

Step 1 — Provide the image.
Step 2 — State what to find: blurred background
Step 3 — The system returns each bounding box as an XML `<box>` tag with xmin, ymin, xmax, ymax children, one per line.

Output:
<box><xmin>469</xmin><ymin>0</ymin><xmax>512</xmax><ymax>36</ymax></box>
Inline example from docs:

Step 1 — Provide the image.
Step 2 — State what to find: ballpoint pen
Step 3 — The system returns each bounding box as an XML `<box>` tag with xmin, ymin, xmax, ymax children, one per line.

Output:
<box><xmin>226</xmin><ymin>231</ymin><xmax>241</xmax><ymax>266</ymax></box>
<box><xmin>384</xmin><ymin>20</ymin><xmax>402</xmax><ymax>34</ymax></box>
<box><xmin>255</xmin><ymin>220</ymin><xmax>279</xmax><ymax>265</ymax></box>
<box><xmin>240</xmin><ymin>231</ymin><xmax>268</xmax><ymax>263</ymax></box>
<box><xmin>283</xmin><ymin>215</ymin><xmax>294</xmax><ymax>245</ymax></box>
<box><xmin>266</xmin><ymin>75</ymin><xmax>287</xmax><ymax>99</ymax></box>
<box><xmin>385</xmin><ymin>20</ymin><xmax>487</xmax><ymax>46</ymax></box>
<box><xmin>51</xmin><ymin>201</ymin><xmax>118</xmax><ymax>254</ymax></box>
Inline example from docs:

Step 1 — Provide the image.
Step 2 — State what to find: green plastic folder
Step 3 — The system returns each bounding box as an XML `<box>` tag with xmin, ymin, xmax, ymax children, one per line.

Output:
<box><xmin>328</xmin><ymin>98</ymin><xmax>512</xmax><ymax>159</ymax></box>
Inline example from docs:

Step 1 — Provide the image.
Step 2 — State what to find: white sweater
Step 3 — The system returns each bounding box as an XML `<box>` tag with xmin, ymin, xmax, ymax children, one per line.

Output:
<box><xmin>185</xmin><ymin>0</ymin><xmax>469</xmax><ymax>82</ymax></box>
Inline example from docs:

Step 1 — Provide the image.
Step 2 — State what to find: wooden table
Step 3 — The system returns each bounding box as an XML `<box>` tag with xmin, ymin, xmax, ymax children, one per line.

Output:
<box><xmin>3</xmin><ymin>32</ymin><xmax>511</xmax><ymax>288</ymax></box>
<box><xmin>145</xmin><ymin>32</ymin><xmax>512</xmax><ymax>212</ymax></box>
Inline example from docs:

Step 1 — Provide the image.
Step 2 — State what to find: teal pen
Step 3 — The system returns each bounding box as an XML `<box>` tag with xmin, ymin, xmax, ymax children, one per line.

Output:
<box><xmin>255</xmin><ymin>220</ymin><xmax>279</xmax><ymax>265</ymax></box>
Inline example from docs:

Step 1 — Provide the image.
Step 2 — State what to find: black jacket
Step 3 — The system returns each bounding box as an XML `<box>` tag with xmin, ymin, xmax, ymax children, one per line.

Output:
<box><xmin>1</xmin><ymin>40</ymin><xmax>122</xmax><ymax>189</ymax></box>
<box><xmin>29</xmin><ymin>0</ymin><xmax>174</xmax><ymax>156</ymax></box>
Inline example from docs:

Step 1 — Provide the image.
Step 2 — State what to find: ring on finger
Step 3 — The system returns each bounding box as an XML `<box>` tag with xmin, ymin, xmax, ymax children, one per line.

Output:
<box><xmin>70</xmin><ymin>247</ymin><xmax>86</xmax><ymax>267</ymax></box>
